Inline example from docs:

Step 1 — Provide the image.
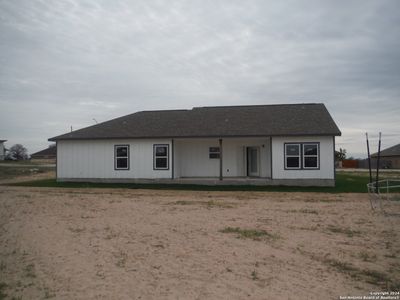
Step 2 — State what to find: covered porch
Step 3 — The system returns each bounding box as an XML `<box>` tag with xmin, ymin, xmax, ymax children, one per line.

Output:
<box><xmin>171</xmin><ymin>137</ymin><xmax>272</xmax><ymax>181</ymax></box>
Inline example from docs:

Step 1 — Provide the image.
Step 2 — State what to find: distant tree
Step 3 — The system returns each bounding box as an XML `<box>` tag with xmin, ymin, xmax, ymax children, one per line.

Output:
<box><xmin>6</xmin><ymin>144</ymin><xmax>28</xmax><ymax>160</ymax></box>
<box><xmin>335</xmin><ymin>148</ymin><xmax>347</xmax><ymax>161</ymax></box>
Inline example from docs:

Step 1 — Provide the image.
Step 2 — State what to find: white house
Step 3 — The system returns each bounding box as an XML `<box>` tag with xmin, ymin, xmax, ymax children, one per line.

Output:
<box><xmin>0</xmin><ymin>140</ymin><xmax>6</xmax><ymax>160</ymax></box>
<box><xmin>49</xmin><ymin>104</ymin><xmax>341</xmax><ymax>186</ymax></box>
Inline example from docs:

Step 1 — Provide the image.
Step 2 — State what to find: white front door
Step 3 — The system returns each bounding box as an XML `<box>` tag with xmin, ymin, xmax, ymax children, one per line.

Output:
<box><xmin>247</xmin><ymin>147</ymin><xmax>260</xmax><ymax>177</ymax></box>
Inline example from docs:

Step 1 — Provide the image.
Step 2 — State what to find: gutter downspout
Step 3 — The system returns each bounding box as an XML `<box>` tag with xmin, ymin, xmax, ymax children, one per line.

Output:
<box><xmin>55</xmin><ymin>141</ymin><xmax>58</xmax><ymax>181</ymax></box>
<box><xmin>270</xmin><ymin>136</ymin><xmax>273</xmax><ymax>180</ymax></box>
<box><xmin>171</xmin><ymin>139</ymin><xmax>174</xmax><ymax>180</ymax></box>
<box><xmin>219</xmin><ymin>138</ymin><xmax>223</xmax><ymax>181</ymax></box>
<box><xmin>333</xmin><ymin>136</ymin><xmax>336</xmax><ymax>187</ymax></box>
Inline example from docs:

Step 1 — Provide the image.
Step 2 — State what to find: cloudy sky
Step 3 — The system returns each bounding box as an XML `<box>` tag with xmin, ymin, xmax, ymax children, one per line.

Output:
<box><xmin>0</xmin><ymin>0</ymin><xmax>399</xmax><ymax>158</ymax></box>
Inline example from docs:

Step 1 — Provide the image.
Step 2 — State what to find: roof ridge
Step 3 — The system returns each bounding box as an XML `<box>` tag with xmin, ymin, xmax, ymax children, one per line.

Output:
<box><xmin>193</xmin><ymin>103</ymin><xmax>322</xmax><ymax>110</ymax></box>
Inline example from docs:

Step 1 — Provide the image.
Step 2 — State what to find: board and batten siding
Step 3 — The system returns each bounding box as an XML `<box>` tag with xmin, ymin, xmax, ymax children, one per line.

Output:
<box><xmin>57</xmin><ymin>139</ymin><xmax>172</xmax><ymax>179</ymax></box>
<box><xmin>174</xmin><ymin>138</ymin><xmax>271</xmax><ymax>178</ymax></box>
<box><xmin>271</xmin><ymin>136</ymin><xmax>335</xmax><ymax>179</ymax></box>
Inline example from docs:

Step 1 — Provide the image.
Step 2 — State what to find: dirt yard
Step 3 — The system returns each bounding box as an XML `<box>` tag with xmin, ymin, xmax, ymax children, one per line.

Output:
<box><xmin>0</xmin><ymin>186</ymin><xmax>399</xmax><ymax>299</ymax></box>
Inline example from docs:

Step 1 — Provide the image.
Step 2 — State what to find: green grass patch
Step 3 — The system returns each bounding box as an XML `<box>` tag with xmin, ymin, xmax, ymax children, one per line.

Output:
<box><xmin>326</xmin><ymin>225</ymin><xmax>361</xmax><ymax>237</ymax></box>
<box><xmin>5</xmin><ymin>173</ymin><xmax>371</xmax><ymax>193</ymax></box>
<box><xmin>287</xmin><ymin>208</ymin><xmax>319</xmax><ymax>214</ymax></box>
<box><xmin>220</xmin><ymin>227</ymin><xmax>280</xmax><ymax>241</ymax></box>
<box><xmin>171</xmin><ymin>200</ymin><xmax>235</xmax><ymax>208</ymax></box>
<box><xmin>0</xmin><ymin>166</ymin><xmax>54</xmax><ymax>180</ymax></box>
<box><xmin>324</xmin><ymin>258</ymin><xmax>394</xmax><ymax>288</ymax></box>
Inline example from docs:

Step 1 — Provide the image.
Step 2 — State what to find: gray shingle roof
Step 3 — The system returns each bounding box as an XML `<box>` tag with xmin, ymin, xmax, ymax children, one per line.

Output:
<box><xmin>49</xmin><ymin>103</ymin><xmax>341</xmax><ymax>141</ymax></box>
<box><xmin>371</xmin><ymin>143</ymin><xmax>400</xmax><ymax>157</ymax></box>
<box><xmin>30</xmin><ymin>145</ymin><xmax>57</xmax><ymax>158</ymax></box>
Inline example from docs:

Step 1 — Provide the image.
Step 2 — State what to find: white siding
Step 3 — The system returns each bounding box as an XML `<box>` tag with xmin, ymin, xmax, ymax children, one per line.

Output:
<box><xmin>57</xmin><ymin>139</ymin><xmax>172</xmax><ymax>179</ymax></box>
<box><xmin>271</xmin><ymin>136</ymin><xmax>334</xmax><ymax>179</ymax></box>
<box><xmin>174</xmin><ymin>138</ymin><xmax>271</xmax><ymax>178</ymax></box>
<box><xmin>58</xmin><ymin>136</ymin><xmax>335</xmax><ymax>181</ymax></box>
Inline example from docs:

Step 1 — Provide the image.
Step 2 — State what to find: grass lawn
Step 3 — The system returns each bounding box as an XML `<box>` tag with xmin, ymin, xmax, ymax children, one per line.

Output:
<box><xmin>0</xmin><ymin>165</ymin><xmax>54</xmax><ymax>180</ymax></box>
<box><xmin>7</xmin><ymin>173</ymin><xmax>372</xmax><ymax>193</ymax></box>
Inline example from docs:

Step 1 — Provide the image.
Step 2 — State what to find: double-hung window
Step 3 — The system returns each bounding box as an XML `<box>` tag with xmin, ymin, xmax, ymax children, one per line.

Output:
<box><xmin>154</xmin><ymin>144</ymin><xmax>169</xmax><ymax>170</ymax></box>
<box><xmin>115</xmin><ymin>145</ymin><xmax>129</xmax><ymax>170</ymax></box>
<box><xmin>303</xmin><ymin>143</ymin><xmax>319</xmax><ymax>169</ymax></box>
<box><xmin>209</xmin><ymin>147</ymin><xmax>220</xmax><ymax>159</ymax></box>
<box><xmin>285</xmin><ymin>144</ymin><xmax>301</xmax><ymax>169</ymax></box>
<box><xmin>284</xmin><ymin>143</ymin><xmax>319</xmax><ymax>170</ymax></box>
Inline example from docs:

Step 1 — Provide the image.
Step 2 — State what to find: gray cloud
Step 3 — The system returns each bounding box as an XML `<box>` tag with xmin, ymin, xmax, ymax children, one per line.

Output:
<box><xmin>0</xmin><ymin>0</ymin><xmax>399</xmax><ymax>157</ymax></box>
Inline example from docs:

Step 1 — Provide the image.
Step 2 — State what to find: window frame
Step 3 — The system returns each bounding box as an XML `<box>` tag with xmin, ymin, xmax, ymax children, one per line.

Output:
<box><xmin>209</xmin><ymin>147</ymin><xmax>220</xmax><ymax>159</ymax></box>
<box><xmin>114</xmin><ymin>145</ymin><xmax>130</xmax><ymax>170</ymax></box>
<box><xmin>284</xmin><ymin>142</ymin><xmax>320</xmax><ymax>170</ymax></box>
<box><xmin>153</xmin><ymin>144</ymin><xmax>169</xmax><ymax>170</ymax></box>
<box><xmin>284</xmin><ymin>143</ymin><xmax>301</xmax><ymax>170</ymax></box>
<box><xmin>302</xmin><ymin>143</ymin><xmax>320</xmax><ymax>169</ymax></box>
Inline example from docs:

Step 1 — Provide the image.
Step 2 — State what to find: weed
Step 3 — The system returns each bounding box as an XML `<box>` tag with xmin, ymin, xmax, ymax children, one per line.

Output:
<box><xmin>325</xmin><ymin>258</ymin><xmax>357</xmax><ymax>273</ymax></box>
<box><xmin>360</xmin><ymin>269</ymin><xmax>391</xmax><ymax>286</ymax></box>
<box><xmin>288</xmin><ymin>208</ymin><xmax>319</xmax><ymax>214</ymax></box>
<box><xmin>0</xmin><ymin>282</ymin><xmax>7</xmax><ymax>300</ymax></box>
<box><xmin>25</xmin><ymin>263</ymin><xmax>36</xmax><ymax>278</ymax></box>
<box><xmin>43</xmin><ymin>287</ymin><xmax>56</xmax><ymax>298</ymax></box>
<box><xmin>389</xmin><ymin>281</ymin><xmax>400</xmax><ymax>291</ymax></box>
<box><xmin>304</xmin><ymin>198</ymin><xmax>343</xmax><ymax>202</ymax></box>
<box><xmin>115</xmin><ymin>251</ymin><xmax>128</xmax><ymax>268</ymax></box>
<box><xmin>251</xmin><ymin>270</ymin><xmax>259</xmax><ymax>280</ymax></box>
<box><xmin>68</xmin><ymin>227</ymin><xmax>85</xmax><ymax>234</ymax></box>
<box><xmin>384</xmin><ymin>253</ymin><xmax>397</xmax><ymax>259</ymax></box>
<box><xmin>220</xmin><ymin>227</ymin><xmax>280</xmax><ymax>241</ymax></box>
<box><xmin>326</xmin><ymin>225</ymin><xmax>361</xmax><ymax>237</ymax></box>
<box><xmin>358</xmin><ymin>251</ymin><xmax>377</xmax><ymax>262</ymax></box>
<box><xmin>300</xmin><ymin>208</ymin><xmax>319</xmax><ymax>214</ymax></box>
<box><xmin>171</xmin><ymin>200</ymin><xmax>235</xmax><ymax>208</ymax></box>
<box><xmin>104</xmin><ymin>230</ymin><xmax>118</xmax><ymax>240</ymax></box>
<box><xmin>296</xmin><ymin>226</ymin><xmax>318</xmax><ymax>231</ymax></box>
<box><xmin>172</xmin><ymin>200</ymin><xmax>192</xmax><ymax>205</ymax></box>
<box><xmin>323</xmin><ymin>257</ymin><xmax>393</xmax><ymax>288</ymax></box>
<box><xmin>206</xmin><ymin>200</ymin><xmax>235</xmax><ymax>208</ymax></box>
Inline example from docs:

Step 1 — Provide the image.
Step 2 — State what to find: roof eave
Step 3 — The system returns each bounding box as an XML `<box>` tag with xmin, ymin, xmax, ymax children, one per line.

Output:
<box><xmin>49</xmin><ymin>132</ymin><xmax>341</xmax><ymax>141</ymax></box>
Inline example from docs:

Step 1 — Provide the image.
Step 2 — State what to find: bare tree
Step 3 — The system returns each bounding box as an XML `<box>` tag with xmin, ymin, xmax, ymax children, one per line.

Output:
<box><xmin>6</xmin><ymin>144</ymin><xmax>28</xmax><ymax>160</ymax></box>
<box><xmin>335</xmin><ymin>148</ymin><xmax>347</xmax><ymax>161</ymax></box>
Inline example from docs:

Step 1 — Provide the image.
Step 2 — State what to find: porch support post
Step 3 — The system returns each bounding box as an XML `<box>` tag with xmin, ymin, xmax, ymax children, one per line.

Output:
<box><xmin>171</xmin><ymin>139</ymin><xmax>174</xmax><ymax>179</ymax></box>
<box><xmin>219</xmin><ymin>138</ymin><xmax>223</xmax><ymax>181</ymax></box>
<box><xmin>270</xmin><ymin>136</ymin><xmax>273</xmax><ymax>180</ymax></box>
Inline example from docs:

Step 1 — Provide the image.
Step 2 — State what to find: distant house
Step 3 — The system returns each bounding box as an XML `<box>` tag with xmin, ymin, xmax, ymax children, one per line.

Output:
<box><xmin>0</xmin><ymin>140</ymin><xmax>6</xmax><ymax>160</ymax></box>
<box><xmin>30</xmin><ymin>145</ymin><xmax>57</xmax><ymax>160</ymax></box>
<box><xmin>371</xmin><ymin>143</ymin><xmax>400</xmax><ymax>169</ymax></box>
<box><xmin>49</xmin><ymin>103</ymin><xmax>341</xmax><ymax>186</ymax></box>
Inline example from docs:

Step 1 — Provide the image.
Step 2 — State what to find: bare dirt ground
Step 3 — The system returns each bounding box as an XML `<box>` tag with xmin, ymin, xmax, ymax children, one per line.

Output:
<box><xmin>0</xmin><ymin>186</ymin><xmax>399</xmax><ymax>300</ymax></box>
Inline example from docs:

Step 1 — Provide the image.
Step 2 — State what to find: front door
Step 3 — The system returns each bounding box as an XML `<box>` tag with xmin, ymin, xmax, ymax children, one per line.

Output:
<box><xmin>247</xmin><ymin>147</ymin><xmax>260</xmax><ymax>177</ymax></box>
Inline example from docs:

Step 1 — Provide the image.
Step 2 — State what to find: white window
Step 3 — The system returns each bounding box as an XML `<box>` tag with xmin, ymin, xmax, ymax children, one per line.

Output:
<box><xmin>154</xmin><ymin>144</ymin><xmax>169</xmax><ymax>170</ymax></box>
<box><xmin>209</xmin><ymin>147</ymin><xmax>220</xmax><ymax>159</ymax></box>
<box><xmin>115</xmin><ymin>145</ymin><xmax>129</xmax><ymax>170</ymax></box>
<box><xmin>285</xmin><ymin>144</ymin><xmax>301</xmax><ymax>169</ymax></box>
<box><xmin>303</xmin><ymin>143</ymin><xmax>319</xmax><ymax>169</ymax></box>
